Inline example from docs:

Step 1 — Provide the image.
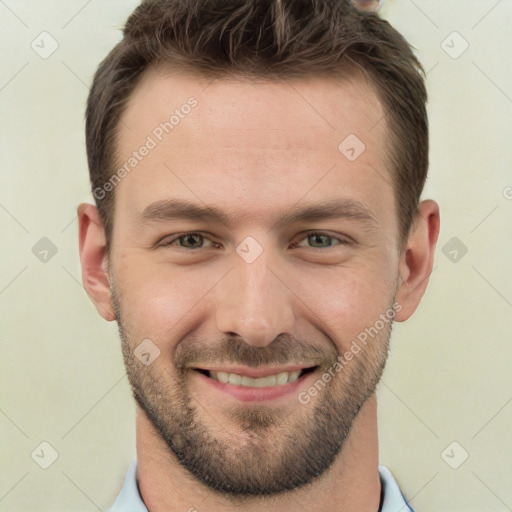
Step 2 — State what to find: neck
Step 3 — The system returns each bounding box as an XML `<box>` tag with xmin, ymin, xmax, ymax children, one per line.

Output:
<box><xmin>136</xmin><ymin>394</ymin><xmax>381</xmax><ymax>512</ymax></box>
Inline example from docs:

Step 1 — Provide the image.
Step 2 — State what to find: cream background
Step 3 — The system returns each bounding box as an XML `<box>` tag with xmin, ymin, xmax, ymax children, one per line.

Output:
<box><xmin>0</xmin><ymin>1</ymin><xmax>511</xmax><ymax>511</ymax></box>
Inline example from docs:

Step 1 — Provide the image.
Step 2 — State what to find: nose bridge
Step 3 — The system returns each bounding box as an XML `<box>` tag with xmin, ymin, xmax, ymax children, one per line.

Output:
<box><xmin>215</xmin><ymin>244</ymin><xmax>295</xmax><ymax>347</ymax></box>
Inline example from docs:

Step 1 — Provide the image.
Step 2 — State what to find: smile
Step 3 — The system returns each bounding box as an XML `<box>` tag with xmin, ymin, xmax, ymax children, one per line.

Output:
<box><xmin>208</xmin><ymin>369</ymin><xmax>307</xmax><ymax>387</ymax></box>
<box><xmin>193</xmin><ymin>365</ymin><xmax>317</xmax><ymax>400</ymax></box>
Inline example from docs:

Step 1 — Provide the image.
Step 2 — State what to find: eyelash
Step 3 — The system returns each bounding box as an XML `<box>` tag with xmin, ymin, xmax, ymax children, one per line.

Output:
<box><xmin>158</xmin><ymin>231</ymin><xmax>350</xmax><ymax>250</ymax></box>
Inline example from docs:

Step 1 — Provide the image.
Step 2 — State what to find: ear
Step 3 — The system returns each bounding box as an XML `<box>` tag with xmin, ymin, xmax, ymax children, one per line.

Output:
<box><xmin>77</xmin><ymin>203</ymin><xmax>116</xmax><ymax>321</ymax></box>
<box><xmin>395</xmin><ymin>199</ymin><xmax>440</xmax><ymax>322</ymax></box>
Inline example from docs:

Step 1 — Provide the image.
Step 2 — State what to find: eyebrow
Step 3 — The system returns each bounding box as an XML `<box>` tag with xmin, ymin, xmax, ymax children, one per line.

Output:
<box><xmin>136</xmin><ymin>197</ymin><xmax>379</xmax><ymax>231</ymax></box>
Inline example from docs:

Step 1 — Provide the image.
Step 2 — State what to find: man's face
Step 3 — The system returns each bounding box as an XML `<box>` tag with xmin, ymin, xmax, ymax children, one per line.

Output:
<box><xmin>109</xmin><ymin>69</ymin><xmax>401</xmax><ymax>495</ymax></box>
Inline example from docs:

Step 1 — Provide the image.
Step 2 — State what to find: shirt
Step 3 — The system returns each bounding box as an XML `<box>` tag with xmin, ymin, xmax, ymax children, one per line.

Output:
<box><xmin>108</xmin><ymin>460</ymin><xmax>416</xmax><ymax>512</ymax></box>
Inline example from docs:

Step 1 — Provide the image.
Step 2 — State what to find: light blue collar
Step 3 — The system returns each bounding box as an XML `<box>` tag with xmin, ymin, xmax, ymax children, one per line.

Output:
<box><xmin>108</xmin><ymin>461</ymin><xmax>147</xmax><ymax>512</ymax></box>
<box><xmin>108</xmin><ymin>460</ymin><xmax>415</xmax><ymax>512</ymax></box>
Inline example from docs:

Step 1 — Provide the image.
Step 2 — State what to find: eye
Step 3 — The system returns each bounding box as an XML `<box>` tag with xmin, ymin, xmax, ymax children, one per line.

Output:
<box><xmin>291</xmin><ymin>231</ymin><xmax>350</xmax><ymax>249</ymax></box>
<box><xmin>158</xmin><ymin>232</ymin><xmax>219</xmax><ymax>250</ymax></box>
<box><xmin>157</xmin><ymin>231</ymin><xmax>350</xmax><ymax>251</ymax></box>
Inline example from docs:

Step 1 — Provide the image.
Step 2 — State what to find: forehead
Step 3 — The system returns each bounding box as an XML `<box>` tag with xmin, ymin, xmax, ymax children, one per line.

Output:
<box><xmin>114</xmin><ymin>67</ymin><xmax>394</xmax><ymax>231</ymax></box>
<box><xmin>120</xmin><ymin>66</ymin><xmax>386</xmax><ymax>144</ymax></box>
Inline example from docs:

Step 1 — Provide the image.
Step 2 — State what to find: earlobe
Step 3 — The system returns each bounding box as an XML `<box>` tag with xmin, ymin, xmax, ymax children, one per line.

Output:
<box><xmin>77</xmin><ymin>203</ymin><xmax>116</xmax><ymax>321</ymax></box>
<box><xmin>395</xmin><ymin>199</ymin><xmax>440</xmax><ymax>322</ymax></box>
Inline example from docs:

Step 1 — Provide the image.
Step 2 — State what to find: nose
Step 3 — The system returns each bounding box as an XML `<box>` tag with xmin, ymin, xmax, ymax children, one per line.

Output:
<box><xmin>214</xmin><ymin>245</ymin><xmax>296</xmax><ymax>348</ymax></box>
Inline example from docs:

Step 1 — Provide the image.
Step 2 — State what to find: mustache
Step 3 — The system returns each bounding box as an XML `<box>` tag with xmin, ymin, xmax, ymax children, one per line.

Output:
<box><xmin>174</xmin><ymin>334</ymin><xmax>336</xmax><ymax>369</ymax></box>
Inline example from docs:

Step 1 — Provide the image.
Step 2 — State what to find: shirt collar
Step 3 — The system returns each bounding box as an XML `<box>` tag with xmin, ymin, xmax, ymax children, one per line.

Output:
<box><xmin>108</xmin><ymin>460</ymin><xmax>414</xmax><ymax>512</ymax></box>
<box><xmin>378</xmin><ymin>465</ymin><xmax>416</xmax><ymax>512</ymax></box>
<box><xmin>108</xmin><ymin>460</ymin><xmax>148</xmax><ymax>512</ymax></box>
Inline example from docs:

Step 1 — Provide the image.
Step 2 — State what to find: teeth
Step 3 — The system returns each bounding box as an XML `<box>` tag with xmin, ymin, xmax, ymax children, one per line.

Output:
<box><xmin>217</xmin><ymin>371</ymin><xmax>229</xmax><ymax>384</ymax></box>
<box><xmin>209</xmin><ymin>369</ymin><xmax>303</xmax><ymax>387</ymax></box>
<box><xmin>228</xmin><ymin>373</ymin><xmax>242</xmax><ymax>385</ymax></box>
<box><xmin>276</xmin><ymin>371</ymin><xmax>288</xmax><ymax>385</ymax></box>
<box><xmin>288</xmin><ymin>370</ymin><xmax>301</xmax><ymax>383</ymax></box>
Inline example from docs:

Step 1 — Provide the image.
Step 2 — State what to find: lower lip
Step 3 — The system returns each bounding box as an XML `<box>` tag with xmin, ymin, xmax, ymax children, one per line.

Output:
<box><xmin>194</xmin><ymin>371</ymin><xmax>314</xmax><ymax>402</ymax></box>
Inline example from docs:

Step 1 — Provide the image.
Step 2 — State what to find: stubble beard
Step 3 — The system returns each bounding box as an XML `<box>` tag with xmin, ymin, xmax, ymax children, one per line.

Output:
<box><xmin>111</xmin><ymin>278</ymin><xmax>392</xmax><ymax>498</ymax></box>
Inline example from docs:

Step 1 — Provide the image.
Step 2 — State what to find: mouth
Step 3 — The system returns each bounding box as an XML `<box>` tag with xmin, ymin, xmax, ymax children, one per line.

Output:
<box><xmin>192</xmin><ymin>365</ymin><xmax>318</xmax><ymax>401</ymax></box>
<box><xmin>195</xmin><ymin>366</ymin><xmax>316</xmax><ymax>387</ymax></box>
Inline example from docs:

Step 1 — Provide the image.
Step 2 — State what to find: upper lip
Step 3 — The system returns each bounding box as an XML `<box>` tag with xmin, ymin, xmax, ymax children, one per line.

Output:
<box><xmin>194</xmin><ymin>364</ymin><xmax>316</xmax><ymax>378</ymax></box>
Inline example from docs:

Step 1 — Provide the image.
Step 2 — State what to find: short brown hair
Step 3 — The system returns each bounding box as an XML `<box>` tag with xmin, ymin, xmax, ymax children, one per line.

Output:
<box><xmin>86</xmin><ymin>0</ymin><xmax>428</xmax><ymax>254</ymax></box>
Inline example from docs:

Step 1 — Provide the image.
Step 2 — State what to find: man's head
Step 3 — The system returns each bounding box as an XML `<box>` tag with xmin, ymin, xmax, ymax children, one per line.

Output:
<box><xmin>79</xmin><ymin>0</ymin><xmax>439</xmax><ymax>499</ymax></box>
<box><xmin>86</xmin><ymin>0</ymin><xmax>429</xmax><ymax>256</ymax></box>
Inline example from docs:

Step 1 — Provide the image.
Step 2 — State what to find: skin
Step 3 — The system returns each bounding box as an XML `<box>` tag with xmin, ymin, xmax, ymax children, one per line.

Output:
<box><xmin>78</xmin><ymin>67</ymin><xmax>440</xmax><ymax>512</ymax></box>
<box><xmin>350</xmin><ymin>0</ymin><xmax>381</xmax><ymax>13</ymax></box>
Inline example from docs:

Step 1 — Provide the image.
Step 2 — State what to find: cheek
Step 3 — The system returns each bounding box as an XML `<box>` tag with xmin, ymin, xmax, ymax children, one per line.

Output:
<box><xmin>115</xmin><ymin>256</ymin><xmax>220</xmax><ymax>338</ymax></box>
<box><xmin>295</xmin><ymin>261</ymin><xmax>394</xmax><ymax>349</ymax></box>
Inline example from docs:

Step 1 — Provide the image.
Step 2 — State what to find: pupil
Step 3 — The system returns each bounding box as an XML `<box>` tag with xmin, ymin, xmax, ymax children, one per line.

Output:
<box><xmin>311</xmin><ymin>234</ymin><xmax>329</xmax><ymax>247</ymax></box>
<box><xmin>184</xmin><ymin>234</ymin><xmax>201</xmax><ymax>247</ymax></box>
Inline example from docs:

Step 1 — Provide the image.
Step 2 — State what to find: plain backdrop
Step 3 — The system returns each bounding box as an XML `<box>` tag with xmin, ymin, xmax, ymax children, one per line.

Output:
<box><xmin>1</xmin><ymin>1</ymin><xmax>511</xmax><ymax>511</ymax></box>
